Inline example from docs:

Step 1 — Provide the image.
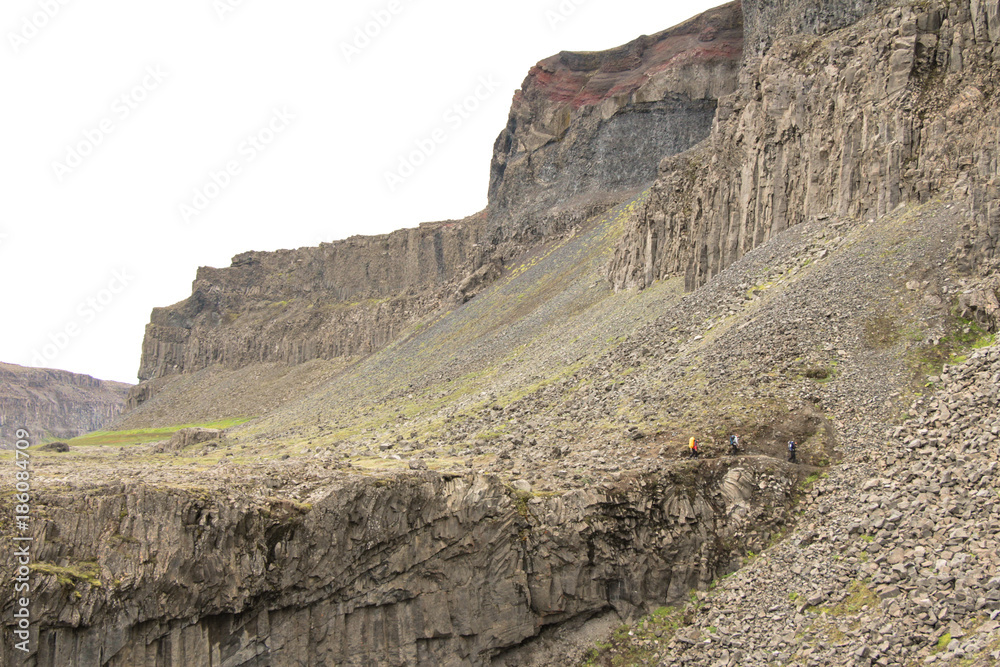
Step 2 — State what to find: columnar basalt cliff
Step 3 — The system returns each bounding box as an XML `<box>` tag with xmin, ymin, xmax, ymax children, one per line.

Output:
<box><xmin>741</xmin><ymin>0</ymin><xmax>893</xmax><ymax>56</ymax></box>
<box><xmin>133</xmin><ymin>2</ymin><xmax>743</xmax><ymax>391</ymax></box>
<box><xmin>608</xmin><ymin>0</ymin><xmax>1000</xmax><ymax>292</ymax></box>
<box><xmin>0</xmin><ymin>363</ymin><xmax>130</xmax><ymax>446</ymax></box>
<box><xmin>488</xmin><ymin>1</ymin><xmax>743</xmax><ymax>241</ymax></box>
<box><xmin>2</xmin><ymin>463</ymin><xmax>794</xmax><ymax>667</ymax></box>
<box><xmin>135</xmin><ymin>218</ymin><xmax>483</xmax><ymax>384</ymax></box>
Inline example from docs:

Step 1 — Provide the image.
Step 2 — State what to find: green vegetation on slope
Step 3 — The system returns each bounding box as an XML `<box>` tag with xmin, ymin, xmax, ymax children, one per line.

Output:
<box><xmin>582</xmin><ymin>605</ymin><xmax>686</xmax><ymax>666</ymax></box>
<box><xmin>62</xmin><ymin>418</ymin><xmax>252</xmax><ymax>448</ymax></box>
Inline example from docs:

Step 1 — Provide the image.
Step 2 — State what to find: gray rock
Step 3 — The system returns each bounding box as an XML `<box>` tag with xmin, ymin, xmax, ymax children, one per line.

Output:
<box><xmin>169</xmin><ymin>428</ymin><xmax>223</xmax><ymax>450</ymax></box>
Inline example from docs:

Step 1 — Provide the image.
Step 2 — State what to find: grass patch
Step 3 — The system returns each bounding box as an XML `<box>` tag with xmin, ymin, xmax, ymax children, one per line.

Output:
<box><xmin>582</xmin><ymin>605</ymin><xmax>684</xmax><ymax>667</ymax></box>
<box><xmin>801</xmin><ymin>471</ymin><xmax>825</xmax><ymax>489</ymax></box>
<box><xmin>108</xmin><ymin>534</ymin><xmax>139</xmax><ymax>547</ymax></box>
<box><xmin>910</xmin><ymin>313</ymin><xmax>996</xmax><ymax>379</ymax></box>
<box><xmin>352</xmin><ymin>457</ymin><xmax>409</xmax><ymax>472</ymax></box>
<box><xmin>31</xmin><ymin>561</ymin><xmax>102</xmax><ymax>589</ymax></box>
<box><xmin>935</xmin><ymin>632</ymin><xmax>952</xmax><ymax>652</ymax></box>
<box><xmin>802</xmin><ymin>361</ymin><xmax>838</xmax><ymax>382</ymax></box>
<box><xmin>506</xmin><ymin>486</ymin><xmax>534</xmax><ymax>520</ymax></box>
<box><xmin>63</xmin><ymin>418</ymin><xmax>253</xmax><ymax>448</ymax></box>
<box><xmin>808</xmin><ymin>580</ymin><xmax>877</xmax><ymax>616</ymax></box>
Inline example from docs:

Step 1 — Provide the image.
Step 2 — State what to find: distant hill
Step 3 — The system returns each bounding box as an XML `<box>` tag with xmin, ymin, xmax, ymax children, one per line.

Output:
<box><xmin>0</xmin><ymin>363</ymin><xmax>131</xmax><ymax>447</ymax></box>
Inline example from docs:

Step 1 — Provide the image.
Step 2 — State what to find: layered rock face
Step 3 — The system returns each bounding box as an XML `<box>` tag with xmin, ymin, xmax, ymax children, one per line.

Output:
<box><xmin>488</xmin><ymin>1</ymin><xmax>743</xmax><ymax>241</ymax></box>
<box><xmin>5</xmin><ymin>463</ymin><xmax>794</xmax><ymax>667</ymax></box>
<box><xmin>134</xmin><ymin>4</ymin><xmax>746</xmax><ymax>391</ymax></box>
<box><xmin>609</xmin><ymin>0</ymin><xmax>1000</xmax><ymax>292</ymax></box>
<box><xmin>0</xmin><ymin>363</ymin><xmax>130</xmax><ymax>446</ymax></box>
<box><xmin>136</xmin><ymin>219</ymin><xmax>483</xmax><ymax>383</ymax></box>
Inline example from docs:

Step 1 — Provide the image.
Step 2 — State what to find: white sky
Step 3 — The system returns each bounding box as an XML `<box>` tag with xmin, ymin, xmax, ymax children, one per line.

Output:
<box><xmin>1</xmin><ymin>0</ymin><xmax>723</xmax><ymax>384</ymax></box>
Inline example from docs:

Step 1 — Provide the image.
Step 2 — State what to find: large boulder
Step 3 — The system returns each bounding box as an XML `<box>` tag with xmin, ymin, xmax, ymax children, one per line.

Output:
<box><xmin>959</xmin><ymin>277</ymin><xmax>1000</xmax><ymax>332</ymax></box>
<box><xmin>169</xmin><ymin>427</ymin><xmax>223</xmax><ymax>450</ymax></box>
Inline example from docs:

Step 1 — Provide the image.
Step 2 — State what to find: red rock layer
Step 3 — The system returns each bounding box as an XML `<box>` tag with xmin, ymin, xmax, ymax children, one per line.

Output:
<box><xmin>521</xmin><ymin>1</ymin><xmax>743</xmax><ymax>110</ymax></box>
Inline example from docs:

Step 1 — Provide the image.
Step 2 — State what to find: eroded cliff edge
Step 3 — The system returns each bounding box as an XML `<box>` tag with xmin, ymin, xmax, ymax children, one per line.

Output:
<box><xmin>608</xmin><ymin>0</ymin><xmax>1000</xmax><ymax>292</ymax></box>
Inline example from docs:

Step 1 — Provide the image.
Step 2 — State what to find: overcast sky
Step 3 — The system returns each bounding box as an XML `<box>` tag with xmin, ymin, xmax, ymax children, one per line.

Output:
<box><xmin>1</xmin><ymin>0</ymin><xmax>723</xmax><ymax>384</ymax></box>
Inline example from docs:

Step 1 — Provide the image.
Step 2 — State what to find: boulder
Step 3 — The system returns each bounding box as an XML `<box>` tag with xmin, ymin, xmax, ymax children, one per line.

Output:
<box><xmin>169</xmin><ymin>428</ymin><xmax>223</xmax><ymax>450</ymax></box>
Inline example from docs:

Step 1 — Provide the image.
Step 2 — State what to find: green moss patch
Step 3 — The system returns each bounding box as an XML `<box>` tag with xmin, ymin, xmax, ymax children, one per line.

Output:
<box><xmin>582</xmin><ymin>605</ymin><xmax>684</xmax><ymax>667</ymax></box>
<box><xmin>31</xmin><ymin>560</ymin><xmax>102</xmax><ymax>589</ymax></box>
<box><xmin>62</xmin><ymin>418</ymin><xmax>253</xmax><ymax>448</ymax></box>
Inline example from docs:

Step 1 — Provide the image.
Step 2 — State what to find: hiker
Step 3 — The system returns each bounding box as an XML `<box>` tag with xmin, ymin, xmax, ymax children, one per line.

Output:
<box><xmin>788</xmin><ymin>439</ymin><xmax>797</xmax><ymax>463</ymax></box>
<box><xmin>729</xmin><ymin>434</ymin><xmax>739</xmax><ymax>455</ymax></box>
<box><xmin>688</xmin><ymin>436</ymin><xmax>699</xmax><ymax>458</ymax></box>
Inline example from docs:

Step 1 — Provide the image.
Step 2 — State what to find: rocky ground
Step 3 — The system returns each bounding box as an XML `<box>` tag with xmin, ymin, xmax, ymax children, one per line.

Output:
<box><xmin>603</xmin><ymin>340</ymin><xmax>1000</xmax><ymax>667</ymax></box>
<box><xmin>563</xmin><ymin>323</ymin><xmax>1000</xmax><ymax>666</ymax></box>
<box><xmin>5</xmin><ymin>185</ymin><xmax>997</xmax><ymax>667</ymax></box>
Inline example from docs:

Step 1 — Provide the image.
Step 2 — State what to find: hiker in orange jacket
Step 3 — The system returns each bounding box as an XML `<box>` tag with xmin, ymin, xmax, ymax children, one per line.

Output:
<box><xmin>688</xmin><ymin>436</ymin><xmax>699</xmax><ymax>458</ymax></box>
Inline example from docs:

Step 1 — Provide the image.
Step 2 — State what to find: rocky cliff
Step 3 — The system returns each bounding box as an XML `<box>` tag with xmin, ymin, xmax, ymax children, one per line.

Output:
<box><xmin>487</xmin><ymin>1</ymin><xmax>743</xmax><ymax>241</ymax></box>
<box><xmin>1</xmin><ymin>460</ymin><xmax>794</xmax><ymax>666</ymax></box>
<box><xmin>135</xmin><ymin>217</ymin><xmax>484</xmax><ymax>384</ymax></box>
<box><xmin>133</xmin><ymin>2</ymin><xmax>743</xmax><ymax>391</ymax></box>
<box><xmin>6</xmin><ymin>175</ymin><xmax>985</xmax><ymax>666</ymax></box>
<box><xmin>0</xmin><ymin>363</ymin><xmax>130</xmax><ymax>446</ymax></box>
<box><xmin>608</xmin><ymin>0</ymin><xmax>1000</xmax><ymax>292</ymax></box>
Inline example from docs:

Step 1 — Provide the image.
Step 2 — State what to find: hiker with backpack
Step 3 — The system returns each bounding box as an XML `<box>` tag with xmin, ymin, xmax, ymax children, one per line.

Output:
<box><xmin>688</xmin><ymin>436</ymin><xmax>699</xmax><ymax>458</ymax></box>
<box><xmin>729</xmin><ymin>434</ymin><xmax>739</xmax><ymax>455</ymax></box>
<box><xmin>788</xmin><ymin>439</ymin><xmax>797</xmax><ymax>463</ymax></box>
